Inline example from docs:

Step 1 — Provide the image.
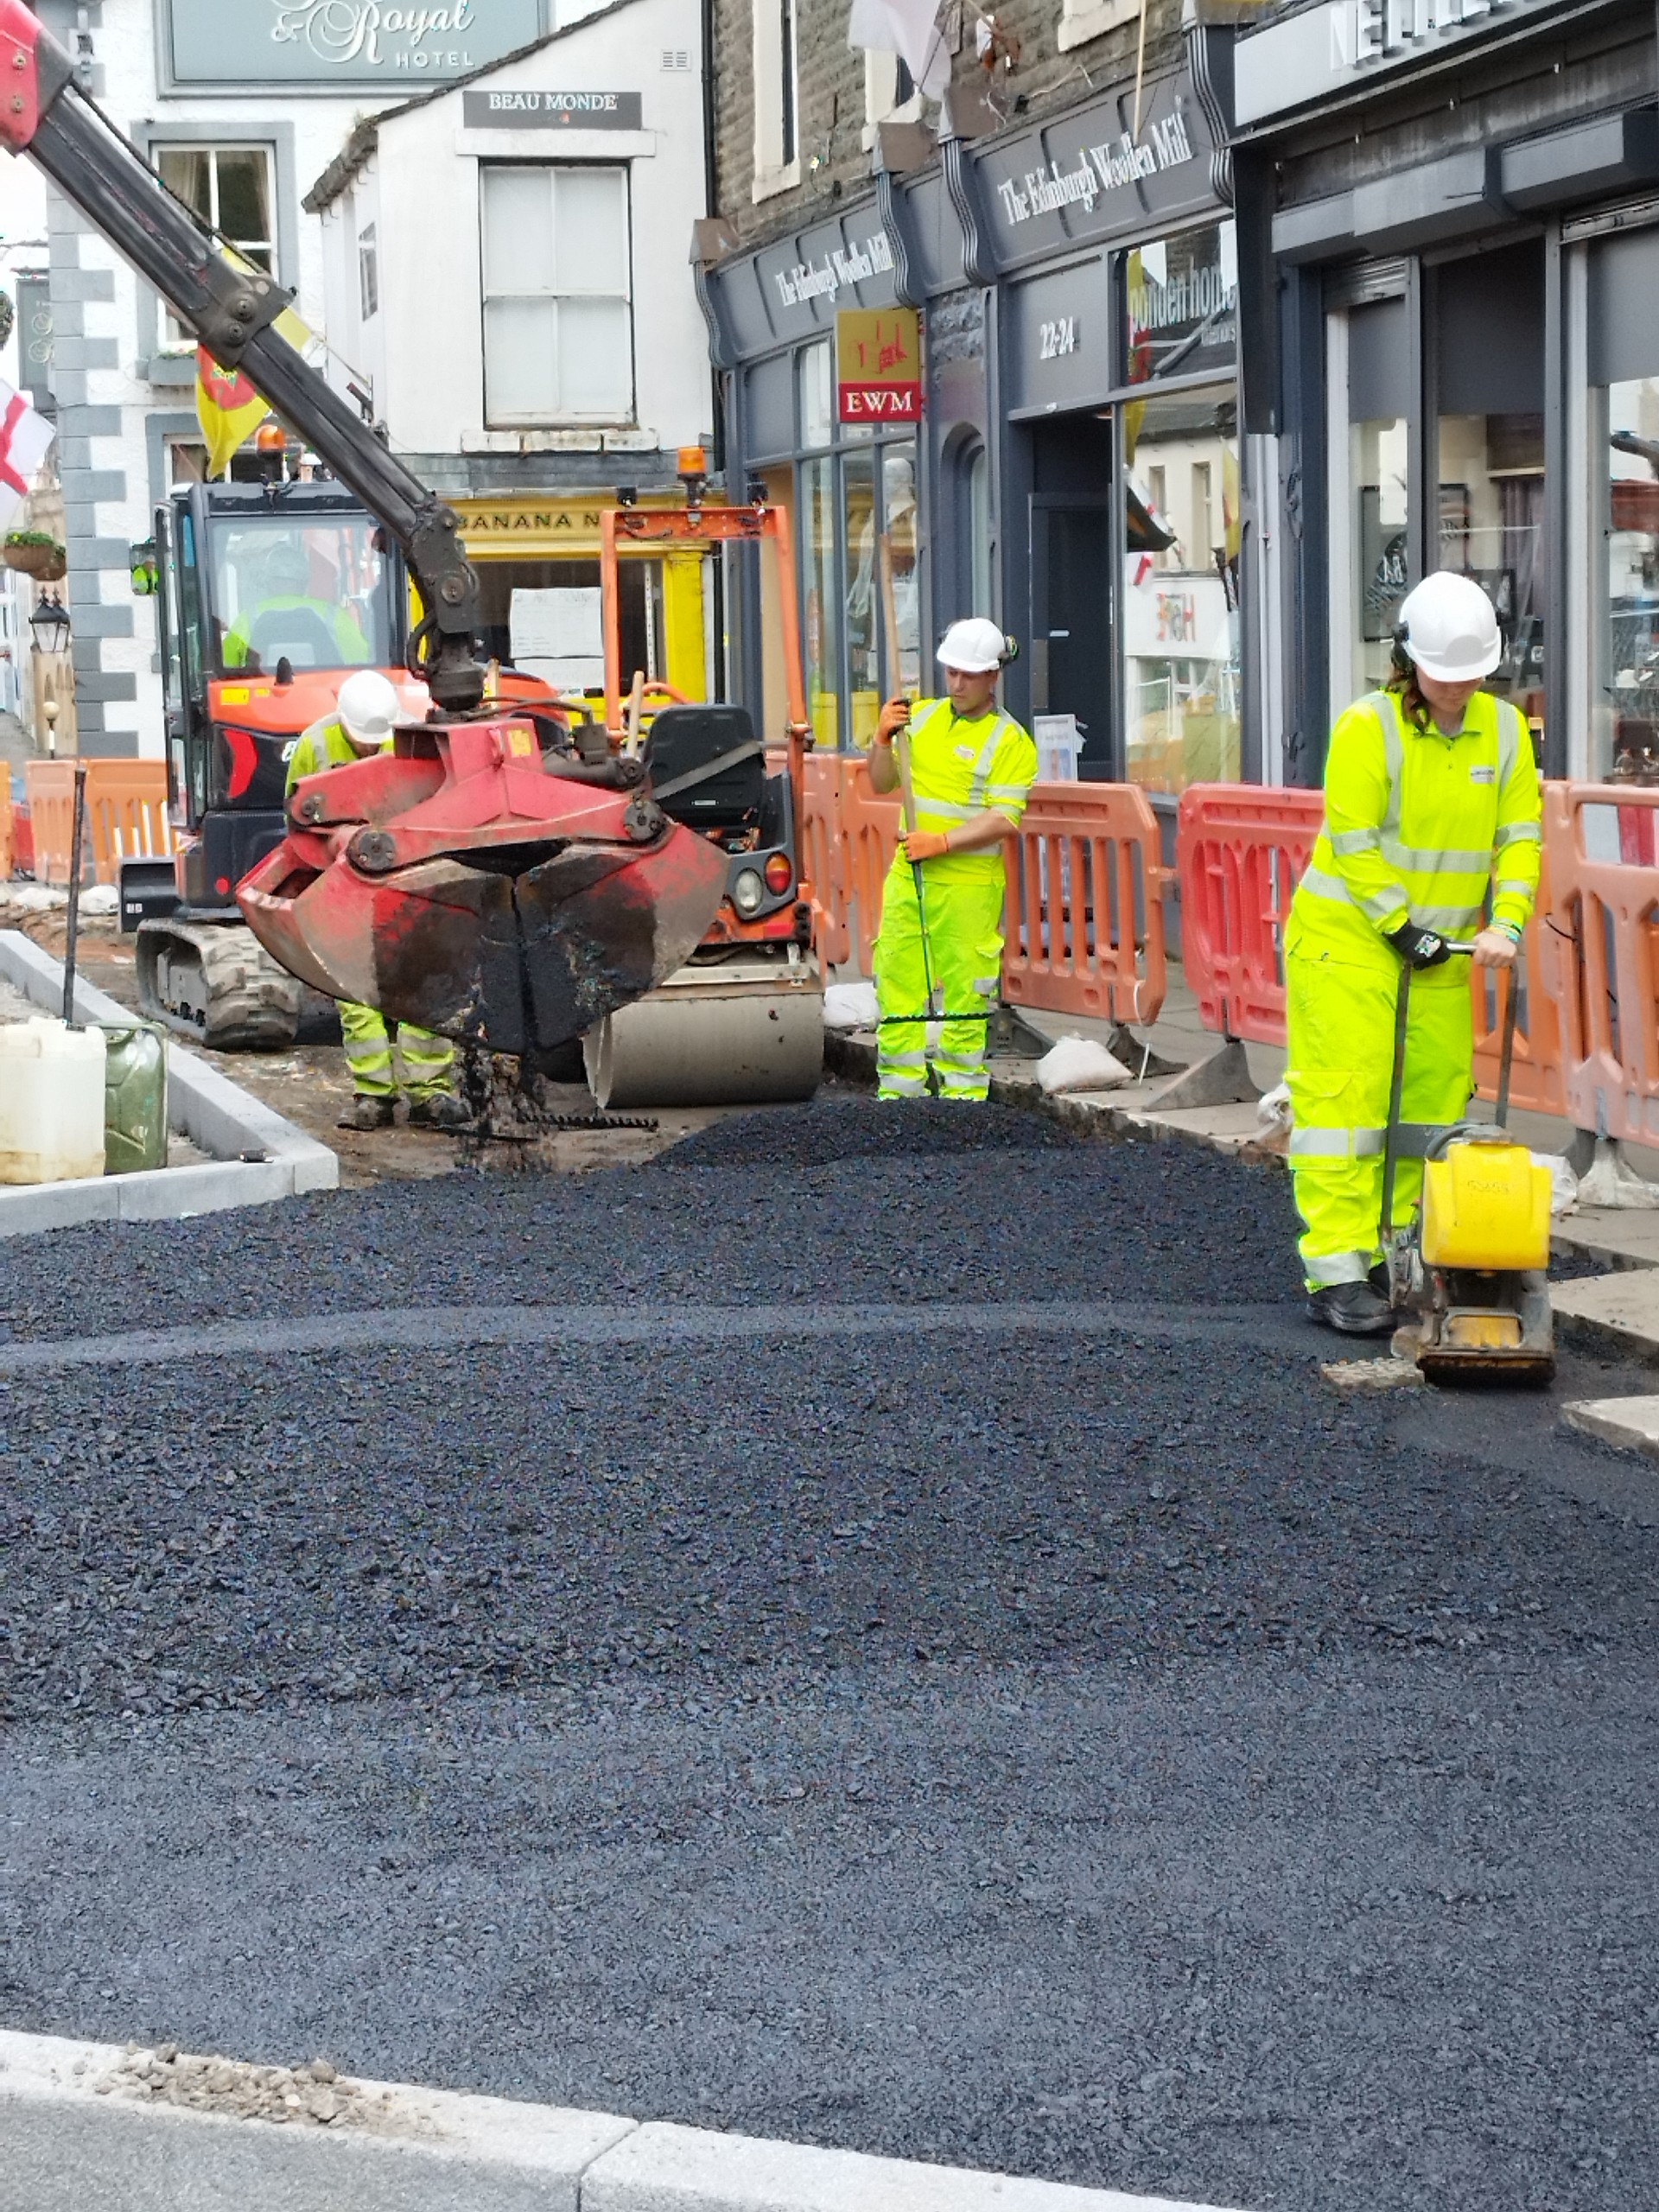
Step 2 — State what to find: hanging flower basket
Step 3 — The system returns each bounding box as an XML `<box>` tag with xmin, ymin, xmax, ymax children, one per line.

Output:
<box><xmin>3</xmin><ymin>533</ymin><xmax>67</xmax><ymax>582</ymax></box>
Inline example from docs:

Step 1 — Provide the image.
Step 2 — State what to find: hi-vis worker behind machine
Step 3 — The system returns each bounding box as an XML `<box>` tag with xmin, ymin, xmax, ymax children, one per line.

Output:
<box><xmin>1284</xmin><ymin>570</ymin><xmax>1543</xmax><ymax>1336</ymax></box>
<box><xmin>868</xmin><ymin>620</ymin><xmax>1039</xmax><ymax>1102</ymax></box>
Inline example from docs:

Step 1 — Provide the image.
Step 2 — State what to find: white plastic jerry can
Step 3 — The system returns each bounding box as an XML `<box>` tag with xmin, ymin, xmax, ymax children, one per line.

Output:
<box><xmin>0</xmin><ymin>1017</ymin><xmax>108</xmax><ymax>1184</ymax></box>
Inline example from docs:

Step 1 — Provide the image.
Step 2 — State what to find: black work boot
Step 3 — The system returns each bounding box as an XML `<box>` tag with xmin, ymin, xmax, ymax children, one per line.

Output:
<box><xmin>407</xmin><ymin>1093</ymin><xmax>471</xmax><ymax>1133</ymax></box>
<box><xmin>337</xmin><ymin>1094</ymin><xmax>396</xmax><ymax>1132</ymax></box>
<box><xmin>1306</xmin><ymin>1280</ymin><xmax>1396</xmax><ymax>1336</ymax></box>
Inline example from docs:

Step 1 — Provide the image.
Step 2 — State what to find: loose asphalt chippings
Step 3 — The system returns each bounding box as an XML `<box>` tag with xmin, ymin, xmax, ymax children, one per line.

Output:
<box><xmin>3</xmin><ymin>1096</ymin><xmax>1659</xmax><ymax>2212</ymax></box>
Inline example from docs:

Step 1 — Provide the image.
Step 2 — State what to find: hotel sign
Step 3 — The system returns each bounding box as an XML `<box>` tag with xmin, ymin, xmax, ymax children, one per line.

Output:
<box><xmin>1235</xmin><ymin>0</ymin><xmax>1573</xmax><ymax>127</ymax></box>
<box><xmin>162</xmin><ymin>0</ymin><xmax>544</xmax><ymax>88</ymax></box>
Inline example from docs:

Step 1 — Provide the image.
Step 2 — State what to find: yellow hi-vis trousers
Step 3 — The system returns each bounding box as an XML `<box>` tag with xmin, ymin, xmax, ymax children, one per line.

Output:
<box><xmin>873</xmin><ymin>860</ymin><xmax>1006</xmax><ymax>1101</ymax></box>
<box><xmin>339</xmin><ymin>1000</ymin><xmax>455</xmax><ymax>1102</ymax></box>
<box><xmin>1285</xmin><ymin>948</ymin><xmax>1474</xmax><ymax>1287</ymax></box>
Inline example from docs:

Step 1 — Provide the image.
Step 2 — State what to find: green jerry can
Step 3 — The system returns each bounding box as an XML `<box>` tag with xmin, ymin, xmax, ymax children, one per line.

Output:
<box><xmin>101</xmin><ymin>1022</ymin><xmax>168</xmax><ymax>1174</ymax></box>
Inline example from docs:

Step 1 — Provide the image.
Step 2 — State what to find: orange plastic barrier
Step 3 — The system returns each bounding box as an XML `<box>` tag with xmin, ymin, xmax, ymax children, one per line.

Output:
<box><xmin>1541</xmin><ymin>782</ymin><xmax>1659</xmax><ymax>1144</ymax></box>
<box><xmin>1177</xmin><ymin>783</ymin><xmax>1322</xmax><ymax>1043</ymax></box>
<box><xmin>23</xmin><ymin>759</ymin><xmax>173</xmax><ymax>887</ymax></box>
<box><xmin>1002</xmin><ymin>782</ymin><xmax>1171</xmax><ymax>1025</ymax></box>
<box><xmin>0</xmin><ymin>782</ymin><xmax>10</xmax><ymax>880</ymax></box>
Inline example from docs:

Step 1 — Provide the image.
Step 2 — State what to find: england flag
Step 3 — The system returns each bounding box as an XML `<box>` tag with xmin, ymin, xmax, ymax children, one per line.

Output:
<box><xmin>0</xmin><ymin>374</ymin><xmax>56</xmax><ymax>533</ymax></box>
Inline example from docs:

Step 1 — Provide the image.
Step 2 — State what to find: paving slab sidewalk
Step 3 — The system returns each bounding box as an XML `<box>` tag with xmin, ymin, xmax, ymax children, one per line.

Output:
<box><xmin>0</xmin><ymin>2031</ymin><xmax>1252</xmax><ymax>2212</ymax></box>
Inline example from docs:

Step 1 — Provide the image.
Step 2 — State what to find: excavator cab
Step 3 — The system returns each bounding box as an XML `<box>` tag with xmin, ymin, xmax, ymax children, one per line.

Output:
<box><xmin>130</xmin><ymin>481</ymin><xmax>415</xmax><ymax>1047</ymax></box>
<box><xmin>576</xmin><ymin>492</ymin><xmax>824</xmax><ymax>1109</ymax></box>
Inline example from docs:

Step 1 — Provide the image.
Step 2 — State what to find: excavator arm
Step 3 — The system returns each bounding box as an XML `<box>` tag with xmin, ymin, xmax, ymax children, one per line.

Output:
<box><xmin>0</xmin><ymin>0</ymin><xmax>729</xmax><ymax>1057</ymax></box>
<box><xmin>0</xmin><ymin>0</ymin><xmax>483</xmax><ymax>713</ymax></box>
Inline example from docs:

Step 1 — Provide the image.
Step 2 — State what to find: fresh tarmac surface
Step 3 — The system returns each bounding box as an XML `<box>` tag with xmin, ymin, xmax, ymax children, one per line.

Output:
<box><xmin>3</xmin><ymin>1098</ymin><xmax>1658</xmax><ymax>2211</ymax></box>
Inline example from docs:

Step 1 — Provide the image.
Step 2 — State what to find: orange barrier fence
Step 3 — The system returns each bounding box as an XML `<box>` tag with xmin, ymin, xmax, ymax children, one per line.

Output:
<box><xmin>23</xmin><ymin>760</ymin><xmax>173</xmax><ymax>887</ymax></box>
<box><xmin>1002</xmin><ymin>782</ymin><xmax>1171</xmax><ymax>1026</ymax></box>
<box><xmin>1542</xmin><ymin>783</ymin><xmax>1659</xmax><ymax>1145</ymax></box>
<box><xmin>0</xmin><ymin>782</ymin><xmax>11</xmax><ymax>880</ymax></box>
<box><xmin>1178</xmin><ymin>779</ymin><xmax>1565</xmax><ymax>1115</ymax></box>
<box><xmin>801</xmin><ymin>752</ymin><xmax>899</xmax><ymax>974</ymax></box>
<box><xmin>1177</xmin><ymin>784</ymin><xmax>1322</xmax><ymax>1043</ymax></box>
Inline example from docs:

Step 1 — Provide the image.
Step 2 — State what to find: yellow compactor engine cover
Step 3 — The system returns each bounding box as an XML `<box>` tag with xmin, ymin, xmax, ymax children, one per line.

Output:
<box><xmin>1421</xmin><ymin>1140</ymin><xmax>1552</xmax><ymax>1272</ymax></box>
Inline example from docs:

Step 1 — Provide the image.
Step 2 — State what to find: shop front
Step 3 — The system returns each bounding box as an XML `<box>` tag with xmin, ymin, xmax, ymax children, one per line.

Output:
<box><xmin>701</xmin><ymin>55</ymin><xmax>1236</xmax><ymax>797</ymax></box>
<box><xmin>449</xmin><ymin>491</ymin><xmax>711</xmax><ymax>700</ymax></box>
<box><xmin>1228</xmin><ymin>0</ymin><xmax>1659</xmax><ymax>782</ymax></box>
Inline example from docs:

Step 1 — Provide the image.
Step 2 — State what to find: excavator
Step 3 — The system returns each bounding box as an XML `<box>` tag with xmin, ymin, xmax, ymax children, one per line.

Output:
<box><xmin>2</xmin><ymin>0</ymin><xmax>758</xmax><ymax>1070</ymax></box>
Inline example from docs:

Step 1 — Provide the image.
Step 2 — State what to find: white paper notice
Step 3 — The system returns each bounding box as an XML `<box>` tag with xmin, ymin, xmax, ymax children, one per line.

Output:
<box><xmin>509</xmin><ymin>586</ymin><xmax>604</xmax><ymax>690</ymax></box>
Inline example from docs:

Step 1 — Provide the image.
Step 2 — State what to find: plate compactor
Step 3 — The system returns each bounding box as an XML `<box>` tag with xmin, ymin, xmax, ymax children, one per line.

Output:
<box><xmin>1382</xmin><ymin>949</ymin><xmax>1555</xmax><ymax>1384</ymax></box>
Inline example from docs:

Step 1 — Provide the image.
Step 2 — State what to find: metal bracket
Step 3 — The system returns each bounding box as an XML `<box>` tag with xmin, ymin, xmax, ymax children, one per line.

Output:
<box><xmin>194</xmin><ymin>254</ymin><xmax>295</xmax><ymax>370</ymax></box>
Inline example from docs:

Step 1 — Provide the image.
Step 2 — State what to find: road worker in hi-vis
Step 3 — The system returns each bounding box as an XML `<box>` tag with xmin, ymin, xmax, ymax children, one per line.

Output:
<box><xmin>1285</xmin><ymin>570</ymin><xmax>1542</xmax><ymax>1334</ymax></box>
<box><xmin>868</xmin><ymin>620</ymin><xmax>1038</xmax><ymax>1102</ymax></box>
<box><xmin>284</xmin><ymin>669</ymin><xmax>468</xmax><ymax>1135</ymax></box>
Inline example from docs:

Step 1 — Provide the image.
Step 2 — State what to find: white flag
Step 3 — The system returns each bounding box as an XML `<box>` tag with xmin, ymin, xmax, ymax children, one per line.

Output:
<box><xmin>848</xmin><ymin>0</ymin><xmax>950</xmax><ymax>99</ymax></box>
<box><xmin>0</xmin><ymin>375</ymin><xmax>55</xmax><ymax>534</ymax></box>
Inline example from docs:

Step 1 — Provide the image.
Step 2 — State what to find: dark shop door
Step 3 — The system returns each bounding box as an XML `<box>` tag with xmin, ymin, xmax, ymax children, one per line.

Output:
<box><xmin>1029</xmin><ymin>495</ymin><xmax>1114</xmax><ymax>773</ymax></box>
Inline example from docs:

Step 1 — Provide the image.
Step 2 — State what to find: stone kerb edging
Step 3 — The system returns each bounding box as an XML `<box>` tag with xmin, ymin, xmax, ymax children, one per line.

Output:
<box><xmin>0</xmin><ymin>2031</ymin><xmax>1251</xmax><ymax>2212</ymax></box>
<box><xmin>0</xmin><ymin>930</ymin><xmax>336</xmax><ymax>1236</ymax></box>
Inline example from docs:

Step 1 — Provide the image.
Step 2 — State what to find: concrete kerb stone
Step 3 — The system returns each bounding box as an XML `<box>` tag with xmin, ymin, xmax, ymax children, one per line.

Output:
<box><xmin>0</xmin><ymin>929</ymin><xmax>336</xmax><ymax>1236</ymax></box>
<box><xmin>1561</xmin><ymin>1395</ymin><xmax>1659</xmax><ymax>1459</ymax></box>
<box><xmin>580</xmin><ymin>2120</ymin><xmax>1251</xmax><ymax>2212</ymax></box>
<box><xmin>0</xmin><ymin>2032</ymin><xmax>1255</xmax><ymax>2212</ymax></box>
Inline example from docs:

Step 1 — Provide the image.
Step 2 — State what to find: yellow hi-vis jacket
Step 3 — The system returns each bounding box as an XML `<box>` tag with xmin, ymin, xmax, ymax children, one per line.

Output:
<box><xmin>896</xmin><ymin>697</ymin><xmax>1039</xmax><ymax>884</ymax></box>
<box><xmin>283</xmin><ymin>714</ymin><xmax>388</xmax><ymax>798</ymax></box>
<box><xmin>1285</xmin><ymin>686</ymin><xmax>1541</xmax><ymax>974</ymax></box>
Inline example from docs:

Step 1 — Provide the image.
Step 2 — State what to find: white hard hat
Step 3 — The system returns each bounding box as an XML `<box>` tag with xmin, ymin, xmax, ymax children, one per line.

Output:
<box><xmin>938</xmin><ymin>617</ymin><xmax>1009</xmax><ymax>674</ymax></box>
<box><xmin>1397</xmin><ymin>571</ymin><xmax>1501</xmax><ymax>683</ymax></box>
<box><xmin>336</xmin><ymin>668</ymin><xmax>400</xmax><ymax>747</ymax></box>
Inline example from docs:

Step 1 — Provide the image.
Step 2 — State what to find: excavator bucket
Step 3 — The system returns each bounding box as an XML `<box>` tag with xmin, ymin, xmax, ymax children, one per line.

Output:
<box><xmin>238</xmin><ymin>715</ymin><xmax>728</xmax><ymax>1056</ymax></box>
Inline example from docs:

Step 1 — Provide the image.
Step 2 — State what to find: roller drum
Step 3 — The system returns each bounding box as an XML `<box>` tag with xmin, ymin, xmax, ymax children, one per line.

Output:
<box><xmin>585</xmin><ymin>957</ymin><xmax>823</xmax><ymax>1109</ymax></box>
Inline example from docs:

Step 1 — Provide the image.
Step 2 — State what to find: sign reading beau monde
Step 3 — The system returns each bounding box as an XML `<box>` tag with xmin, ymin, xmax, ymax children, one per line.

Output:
<box><xmin>162</xmin><ymin>0</ymin><xmax>544</xmax><ymax>86</ymax></box>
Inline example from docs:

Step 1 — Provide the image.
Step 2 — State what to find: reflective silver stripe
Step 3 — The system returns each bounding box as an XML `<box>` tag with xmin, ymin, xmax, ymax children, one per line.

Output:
<box><xmin>934</xmin><ymin>1050</ymin><xmax>987</xmax><ymax>1070</ymax></box>
<box><xmin>912</xmin><ymin>798</ymin><xmax>982</xmax><ymax>822</ymax></box>
<box><xmin>1380</xmin><ymin>838</ymin><xmax>1492</xmax><ymax>873</ymax></box>
<box><xmin>1289</xmin><ymin>1127</ymin><xmax>1385</xmax><ymax>1160</ymax></box>
<box><xmin>1290</xmin><ymin>1123</ymin><xmax>1439</xmax><ymax>1160</ymax></box>
<box><xmin>879</xmin><ymin>1077</ymin><xmax>927</xmax><ymax>1096</ymax></box>
<box><xmin>878</xmin><ymin>1047</ymin><xmax>928</xmax><ymax>1065</ymax></box>
<box><xmin>1495</xmin><ymin>820</ymin><xmax>1541</xmax><ymax>848</ymax></box>
<box><xmin>967</xmin><ymin>717</ymin><xmax>1013</xmax><ymax>809</ymax></box>
<box><xmin>1300</xmin><ymin>861</ymin><xmax>1404</xmax><ymax>925</ymax></box>
<box><xmin>1497</xmin><ymin>697</ymin><xmax>1521</xmax><ymax>791</ymax></box>
<box><xmin>1493</xmin><ymin>880</ymin><xmax>1534</xmax><ymax>899</ymax></box>
<box><xmin>1364</xmin><ymin>693</ymin><xmax>1404</xmax><ymax>838</ymax></box>
<box><xmin>1329</xmin><ymin>828</ymin><xmax>1381</xmax><ymax>856</ymax></box>
<box><xmin>1414</xmin><ymin>904</ymin><xmax>1484</xmax><ymax>930</ymax></box>
<box><xmin>1303</xmin><ymin>1250</ymin><xmax>1372</xmax><ymax>1287</ymax></box>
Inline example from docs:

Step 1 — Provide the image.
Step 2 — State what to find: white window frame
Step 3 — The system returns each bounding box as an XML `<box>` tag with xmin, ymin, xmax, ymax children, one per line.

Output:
<box><xmin>155</xmin><ymin>142</ymin><xmax>277</xmax><ymax>352</ymax></box>
<box><xmin>862</xmin><ymin>52</ymin><xmax>925</xmax><ymax>151</ymax></box>
<box><xmin>359</xmin><ymin>220</ymin><xmax>379</xmax><ymax>322</ymax></box>
<box><xmin>480</xmin><ymin>163</ymin><xmax>636</xmax><ymax>429</ymax></box>
<box><xmin>1058</xmin><ymin>0</ymin><xmax>1142</xmax><ymax>56</ymax></box>
<box><xmin>752</xmin><ymin>0</ymin><xmax>801</xmax><ymax>203</ymax></box>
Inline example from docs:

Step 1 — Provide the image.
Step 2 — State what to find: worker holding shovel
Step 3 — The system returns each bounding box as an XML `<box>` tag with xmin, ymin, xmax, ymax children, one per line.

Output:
<box><xmin>868</xmin><ymin>619</ymin><xmax>1037</xmax><ymax>1101</ymax></box>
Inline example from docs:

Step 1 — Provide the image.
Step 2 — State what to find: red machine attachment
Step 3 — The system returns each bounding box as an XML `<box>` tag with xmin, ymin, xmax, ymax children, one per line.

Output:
<box><xmin>238</xmin><ymin>714</ymin><xmax>728</xmax><ymax>1057</ymax></box>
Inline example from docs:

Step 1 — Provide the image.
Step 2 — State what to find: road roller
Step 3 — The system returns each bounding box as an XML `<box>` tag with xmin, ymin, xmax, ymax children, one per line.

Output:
<box><xmin>580</xmin><ymin>485</ymin><xmax>825</xmax><ymax>1109</ymax></box>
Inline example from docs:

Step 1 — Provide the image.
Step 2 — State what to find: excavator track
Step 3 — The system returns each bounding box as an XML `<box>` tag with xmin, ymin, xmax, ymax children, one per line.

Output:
<box><xmin>135</xmin><ymin>918</ymin><xmax>305</xmax><ymax>1051</ymax></box>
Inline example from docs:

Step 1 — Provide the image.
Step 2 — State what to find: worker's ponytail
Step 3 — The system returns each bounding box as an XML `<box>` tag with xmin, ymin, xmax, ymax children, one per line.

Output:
<box><xmin>1386</xmin><ymin>626</ymin><xmax>1433</xmax><ymax>733</ymax></box>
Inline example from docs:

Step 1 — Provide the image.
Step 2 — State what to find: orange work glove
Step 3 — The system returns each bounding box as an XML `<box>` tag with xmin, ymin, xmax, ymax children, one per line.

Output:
<box><xmin>875</xmin><ymin>695</ymin><xmax>912</xmax><ymax>743</ymax></box>
<box><xmin>900</xmin><ymin>830</ymin><xmax>950</xmax><ymax>862</ymax></box>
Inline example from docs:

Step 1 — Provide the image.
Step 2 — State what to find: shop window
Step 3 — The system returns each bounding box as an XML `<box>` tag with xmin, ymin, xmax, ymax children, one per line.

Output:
<box><xmin>480</xmin><ymin>165</ymin><xmax>633</xmax><ymax>426</ymax></box>
<box><xmin>1122</xmin><ymin>220</ymin><xmax>1236</xmax><ymax>390</ymax></box>
<box><xmin>1121</xmin><ymin>385</ymin><xmax>1240</xmax><ymax>793</ymax></box>
<box><xmin>753</xmin><ymin>0</ymin><xmax>801</xmax><ymax>201</ymax></box>
<box><xmin>1434</xmin><ymin>243</ymin><xmax>1546</xmax><ymax>730</ymax></box>
<box><xmin>802</xmin><ymin>454</ymin><xmax>840</xmax><ymax>747</ymax></box>
<box><xmin>473</xmin><ymin>557</ymin><xmax>660</xmax><ymax>694</ymax></box>
<box><xmin>156</xmin><ymin>144</ymin><xmax>275</xmax><ymax>349</ymax></box>
<box><xmin>798</xmin><ymin>341</ymin><xmax>833</xmax><ymax>451</ymax></box>
<box><xmin>1601</xmin><ymin>380</ymin><xmax>1659</xmax><ymax>774</ymax></box>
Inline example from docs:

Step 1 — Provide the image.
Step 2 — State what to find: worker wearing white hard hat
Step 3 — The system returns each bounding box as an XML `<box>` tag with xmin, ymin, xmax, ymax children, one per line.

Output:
<box><xmin>867</xmin><ymin>619</ymin><xmax>1039</xmax><ymax>1100</ymax></box>
<box><xmin>285</xmin><ymin>671</ymin><xmax>467</xmax><ymax>1135</ymax></box>
<box><xmin>1282</xmin><ymin>570</ymin><xmax>1542</xmax><ymax>1334</ymax></box>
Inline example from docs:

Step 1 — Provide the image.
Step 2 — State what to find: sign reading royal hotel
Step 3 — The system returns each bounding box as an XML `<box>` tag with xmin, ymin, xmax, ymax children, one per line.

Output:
<box><xmin>163</xmin><ymin>0</ymin><xmax>545</xmax><ymax>86</ymax></box>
